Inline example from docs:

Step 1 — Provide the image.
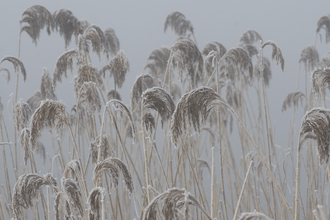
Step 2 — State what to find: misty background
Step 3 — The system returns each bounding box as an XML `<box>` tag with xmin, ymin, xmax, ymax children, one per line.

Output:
<box><xmin>0</xmin><ymin>0</ymin><xmax>330</xmax><ymax>218</ymax></box>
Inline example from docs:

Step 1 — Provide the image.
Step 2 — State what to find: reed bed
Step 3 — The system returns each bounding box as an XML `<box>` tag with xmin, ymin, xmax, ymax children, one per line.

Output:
<box><xmin>0</xmin><ymin>5</ymin><xmax>330</xmax><ymax>220</ymax></box>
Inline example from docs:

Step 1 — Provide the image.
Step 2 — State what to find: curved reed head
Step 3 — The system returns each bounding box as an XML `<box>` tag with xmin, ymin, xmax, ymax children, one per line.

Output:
<box><xmin>261</xmin><ymin>41</ymin><xmax>285</xmax><ymax>72</ymax></box>
<box><xmin>13</xmin><ymin>99</ymin><xmax>33</xmax><ymax>131</ymax></box>
<box><xmin>299</xmin><ymin>45</ymin><xmax>319</xmax><ymax>71</ymax></box>
<box><xmin>0</xmin><ymin>56</ymin><xmax>26</xmax><ymax>82</ymax></box>
<box><xmin>90</xmin><ymin>135</ymin><xmax>113</xmax><ymax>164</ymax></box>
<box><xmin>77</xmin><ymin>81</ymin><xmax>101</xmax><ymax>115</ymax></box>
<box><xmin>87</xmin><ymin>187</ymin><xmax>104</xmax><ymax>220</ymax></box>
<box><xmin>281</xmin><ymin>91</ymin><xmax>305</xmax><ymax>112</ymax></box>
<box><xmin>164</xmin><ymin>11</ymin><xmax>194</xmax><ymax>37</ymax></box>
<box><xmin>142</xmin><ymin>112</ymin><xmax>156</xmax><ymax>140</ymax></box>
<box><xmin>316</xmin><ymin>14</ymin><xmax>330</xmax><ymax>43</ymax></box>
<box><xmin>61</xmin><ymin>177</ymin><xmax>85</xmax><ymax>218</ymax></box>
<box><xmin>104</xmin><ymin>27</ymin><xmax>120</xmax><ymax>58</ymax></box>
<box><xmin>109</xmin><ymin>50</ymin><xmax>130</xmax><ymax>88</ymax></box>
<box><xmin>53</xmin><ymin>49</ymin><xmax>78</xmax><ymax>89</ymax></box>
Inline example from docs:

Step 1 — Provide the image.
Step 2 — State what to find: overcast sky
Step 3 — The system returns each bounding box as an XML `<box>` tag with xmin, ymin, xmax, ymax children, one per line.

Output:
<box><xmin>0</xmin><ymin>0</ymin><xmax>329</xmax><ymax>154</ymax></box>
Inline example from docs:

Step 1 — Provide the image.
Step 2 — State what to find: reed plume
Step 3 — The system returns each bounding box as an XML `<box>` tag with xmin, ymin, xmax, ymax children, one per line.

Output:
<box><xmin>0</xmin><ymin>67</ymin><xmax>10</xmax><ymax>84</ymax></box>
<box><xmin>141</xmin><ymin>187</ymin><xmax>211</xmax><ymax>220</ymax></box>
<box><xmin>164</xmin><ymin>11</ymin><xmax>195</xmax><ymax>38</ymax></box>
<box><xmin>144</xmin><ymin>46</ymin><xmax>171</xmax><ymax>83</ymax></box>
<box><xmin>107</xmin><ymin>89</ymin><xmax>122</xmax><ymax>101</ymax></box>
<box><xmin>238</xmin><ymin>30</ymin><xmax>263</xmax><ymax>57</ymax></box>
<box><xmin>73</xmin><ymin>63</ymin><xmax>105</xmax><ymax>98</ymax></box>
<box><xmin>87</xmin><ymin>187</ymin><xmax>104</xmax><ymax>220</ymax></box>
<box><xmin>79</xmin><ymin>24</ymin><xmax>106</xmax><ymax>60</ymax></box>
<box><xmin>202</xmin><ymin>41</ymin><xmax>227</xmax><ymax>76</ymax></box>
<box><xmin>53</xmin><ymin>49</ymin><xmax>78</xmax><ymax>89</ymax></box>
<box><xmin>93</xmin><ymin>157</ymin><xmax>134</xmax><ymax>194</ymax></box>
<box><xmin>170</xmin><ymin>86</ymin><xmax>225</xmax><ymax>146</ymax></box>
<box><xmin>142</xmin><ymin>112</ymin><xmax>156</xmax><ymax>140</ymax></box>
<box><xmin>29</xmin><ymin>99</ymin><xmax>68</xmax><ymax>149</ymax></box>
<box><xmin>13</xmin><ymin>99</ymin><xmax>33</xmax><ymax>131</ymax></box>
<box><xmin>90</xmin><ymin>135</ymin><xmax>114</xmax><ymax>164</ymax></box>
<box><xmin>0</xmin><ymin>56</ymin><xmax>26</xmax><ymax>82</ymax></box>
<box><xmin>77</xmin><ymin>81</ymin><xmax>101</xmax><ymax>115</ymax></box>
<box><xmin>131</xmin><ymin>74</ymin><xmax>158</xmax><ymax>112</ymax></box>
<box><xmin>12</xmin><ymin>173</ymin><xmax>58</xmax><ymax>219</ymax></box>
<box><xmin>142</xmin><ymin>87</ymin><xmax>175</xmax><ymax>127</ymax></box>
<box><xmin>238</xmin><ymin>210</ymin><xmax>272</xmax><ymax>220</ymax></box>
<box><xmin>20</xmin><ymin>5</ymin><xmax>54</xmax><ymax>45</ymax></box>
<box><xmin>104</xmin><ymin>27</ymin><xmax>120</xmax><ymax>58</ymax></box>
<box><xmin>254</xmin><ymin>56</ymin><xmax>272</xmax><ymax>86</ymax></box>
<box><xmin>40</xmin><ymin>68</ymin><xmax>56</xmax><ymax>100</ymax></box>
<box><xmin>20</xmin><ymin>128</ymin><xmax>31</xmax><ymax>166</ymax></box>
<box><xmin>281</xmin><ymin>91</ymin><xmax>305</xmax><ymax>112</ymax></box>
<box><xmin>104</xmin><ymin>50</ymin><xmax>130</xmax><ymax>88</ymax></box>
<box><xmin>61</xmin><ymin>177</ymin><xmax>85</xmax><ymax>219</ymax></box>
<box><xmin>170</xmin><ymin>37</ymin><xmax>203</xmax><ymax>88</ymax></box>
<box><xmin>311</xmin><ymin>67</ymin><xmax>330</xmax><ymax>100</ymax></box>
<box><xmin>261</xmin><ymin>41</ymin><xmax>285</xmax><ymax>72</ymax></box>
<box><xmin>299</xmin><ymin>45</ymin><xmax>319</xmax><ymax>71</ymax></box>
<box><xmin>53</xmin><ymin>9</ymin><xmax>81</xmax><ymax>49</ymax></box>
<box><xmin>54</xmin><ymin>192</ymin><xmax>71</xmax><ymax>220</ymax></box>
<box><xmin>316</xmin><ymin>14</ymin><xmax>330</xmax><ymax>43</ymax></box>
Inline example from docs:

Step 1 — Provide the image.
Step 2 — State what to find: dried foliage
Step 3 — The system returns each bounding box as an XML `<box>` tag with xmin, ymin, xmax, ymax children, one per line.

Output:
<box><xmin>12</xmin><ymin>173</ymin><xmax>57</xmax><ymax>219</ymax></box>
<box><xmin>20</xmin><ymin>5</ymin><xmax>54</xmax><ymax>45</ymax></box>
<box><xmin>61</xmin><ymin>177</ymin><xmax>85</xmax><ymax>218</ymax></box>
<box><xmin>53</xmin><ymin>49</ymin><xmax>78</xmax><ymax>89</ymax></box>
<box><xmin>254</xmin><ymin>56</ymin><xmax>272</xmax><ymax>87</ymax></box>
<box><xmin>170</xmin><ymin>86</ymin><xmax>225</xmax><ymax>146</ymax></box>
<box><xmin>104</xmin><ymin>27</ymin><xmax>120</xmax><ymax>58</ymax></box>
<box><xmin>87</xmin><ymin>187</ymin><xmax>104</xmax><ymax>220</ymax></box>
<box><xmin>299</xmin><ymin>107</ymin><xmax>330</xmax><ymax>165</ymax></box>
<box><xmin>144</xmin><ymin>47</ymin><xmax>171</xmax><ymax>84</ymax></box>
<box><xmin>13</xmin><ymin>99</ymin><xmax>33</xmax><ymax>131</ymax></box>
<box><xmin>261</xmin><ymin>41</ymin><xmax>285</xmax><ymax>72</ymax></box>
<box><xmin>164</xmin><ymin>11</ymin><xmax>194</xmax><ymax>38</ymax></box>
<box><xmin>299</xmin><ymin>45</ymin><xmax>319</xmax><ymax>71</ymax></box>
<box><xmin>141</xmin><ymin>187</ymin><xmax>211</xmax><ymax>220</ymax></box>
<box><xmin>90</xmin><ymin>135</ymin><xmax>113</xmax><ymax>164</ymax></box>
<box><xmin>142</xmin><ymin>87</ymin><xmax>175</xmax><ymax>127</ymax></box>
<box><xmin>109</xmin><ymin>50</ymin><xmax>130</xmax><ymax>88</ymax></box>
<box><xmin>93</xmin><ymin>157</ymin><xmax>134</xmax><ymax>194</ymax></box>
<box><xmin>53</xmin><ymin>9</ymin><xmax>81</xmax><ymax>49</ymax></box>
<box><xmin>131</xmin><ymin>74</ymin><xmax>159</xmax><ymax>112</ymax></box>
<box><xmin>238</xmin><ymin>210</ymin><xmax>272</xmax><ymax>220</ymax></box>
<box><xmin>282</xmin><ymin>91</ymin><xmax>305</xmax><ymax>112</ymax></box>
<box><xmin>107</xmin><ymin>89</ymin><xmax>122</xmax><ymax>101</ymax></box>
<box><xmin>171</xmin><ymin>38</ymin><xmax>203</xmax><ymax>88</ymax></box>
<box><xmin>0</xmin><ymin>56</ymin><xmax>27</xmax><ymax>81</ymax></box>
<box><xmin>316</xmin><ymin>14</ymin><xmax>330</xmax><ymax>43</ymax></box>
<box><xmin>73</xmin><ymin>63</ymin><xmax>105</xmax><ymax>98</ymax></box>
<box><xmin>29</xmin><ymin>99</ymin><xmax>68</xmax><ymax>148</ymax></box>
<box><xmin>77</xmin><ymin>81</ymin><xmax>102</xmax><ymax>115</ymax></box>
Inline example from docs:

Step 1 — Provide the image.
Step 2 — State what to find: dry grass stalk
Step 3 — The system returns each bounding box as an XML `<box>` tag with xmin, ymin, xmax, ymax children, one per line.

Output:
<box><xmin>261</xmin><ymin>41</ymin><xmax>285</xmax><ymax>72</ymax></box>
<box><xmin>13</xmin><ymin>99</ymin><xmax>33</xmax><ymax>131</ymax></box>
<box><xmin>170</xmin><ymin>37</ymin><xmax>203</xmax><ymax>88</ymax></box>
<box><xmin>87</xmin><ymin>187</ymin><xmax>104</xmax><ymax>220</ymax></box>
<box><xmin>170</xmin><ymin>86</ymin><xmax>225</xmax><ymax>146</ymax></box>
<box><xmin>53</xmin><ymin>9</ymin><xmax>81</xmax><ymax>49</ymax></box>
<box><xmin>20</xmin><ymin>5</ymin><xmax>54</xmax><ymax>45</ymax></box>
<box><xmin>73</xmin><ymin>63</ymin><xmax>105</xmax><ymax>98</ymax></box>
<box><xmin>254</xmin><ymin>56</ymin><xmax>272</xmax><ymax>87</ymax></box>
<box><xmin>104</xmin><ymin>27</ymin><xmax>120</xmax><ymax>58</ymax></box>
<box><xmin>142</xmin><ymin>87</ymin><xmax>175</xmax><ymax>127</ymax></box>
<box><xmin>108</xmin><ymin>50</ymin><xmax>130</xmax><ymax>88</ymax></box>
<box><xmin>131</xmin><ymin>74</ymin><xmax>159</xmax><ymax>113</ymax></box>
<box><xmin>107</xmin><ymin>89</ymin><xmax>122</xmax><ymax>101</ymax></box>
<box><xmin>93</xmin><ymin>157</ymin><xmax>134</xmax><ymax>195</ymax></box>
<box><xmin>316</xmin><ymin>14</ymin><xmax>330</xmax><ymax>43</ymax></box>
<box><xmin>90</xmin><ymin>135</ymin><xmax>114</xmax><ymax>164</ymax></box>
<box><xmin>141</xmin><ymin>187</ymin><xmax>211</xmax><ymax>220</ymax></box>
<box><xmin>281</xmin><ymin>91</ymin><xmax>305</xmax><ymax>112</ymax></box>
<box><xmin>53</xmin><ymin>49</ymin><xmax>78</xmax><ymax>89</ymax></box>
<box><xmin>12</xmin><ymin>173</ymin><xmax>58</xmax><ymax>219</ymax></box>
<box><xmin>299</xmin><ymin>45</ymin><xmax>319</xmax><ymax>71</ymax></box>
<box><xmin>29</xmin><ymin>99</ymin><xmax>68</xmax><ymax>149</ymax></box>
<box><xmin>0</xmin><ymin>56</ymin><xmax>26</xmax><ymax>82</ymax></box>
<box><xmin>238</xmin><ymin>210</ymin><xmax>273</xmax><ymax>220</ymax></box>
<box><xmin>164</xmin><ymin>11</ymin><xmax>194</xmax><ymax>38</ymax></box>
<box><xmin>61</xmin><ymin>177</ymin><xmax>85</xmax><ymax>219</ymax></box>
<box><xmin>77</xmin><ymin>81</ymin><xmax>102</xmax><ymax>115</ymax></box>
